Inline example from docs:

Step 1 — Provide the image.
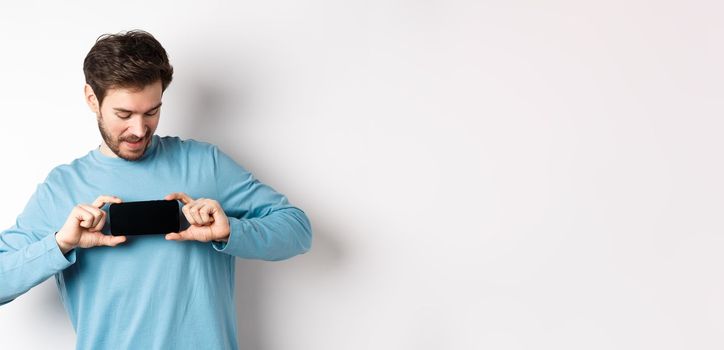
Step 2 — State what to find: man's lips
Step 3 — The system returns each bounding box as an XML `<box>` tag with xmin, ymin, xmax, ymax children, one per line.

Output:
<box><xmin>123</xmin><ymin>138</ymin><xmax>145</xmax><ymax>150</ymax></box>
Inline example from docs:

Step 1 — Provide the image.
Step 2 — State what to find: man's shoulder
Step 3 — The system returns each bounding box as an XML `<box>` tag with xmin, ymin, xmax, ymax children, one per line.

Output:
<box><xmin>158</xmin><ymin>135</ymin><xmax>219</xmax><ymax>154</ymax></box>
<box><xmin>42</xmin><ymin>153</ymin><xmax>93</xmax><ymax>185</ymax></box>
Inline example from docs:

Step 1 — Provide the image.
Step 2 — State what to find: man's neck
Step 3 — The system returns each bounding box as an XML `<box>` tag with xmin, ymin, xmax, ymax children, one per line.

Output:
<box><xmin>98</xmin><ymin>142</ymin><xmax>118</xmax><ymax>158</ymax></box>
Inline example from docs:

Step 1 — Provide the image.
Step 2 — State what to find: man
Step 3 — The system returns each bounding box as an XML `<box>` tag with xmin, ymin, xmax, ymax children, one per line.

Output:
<box><xmin>0</xmin><ymin>30</ymin><xmax>312</xmax><ymax>349</ymax></box>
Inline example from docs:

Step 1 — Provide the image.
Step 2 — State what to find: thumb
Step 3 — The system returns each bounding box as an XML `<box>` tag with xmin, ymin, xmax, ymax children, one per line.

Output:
<box><xmin>165</xmin><ymin>230</ymin><xmax>189</xmax><ymax>241</ymax></box>
<box><xmin>99</xmin><ymin>233</ymin><xmax>127</xmax><ymax>247</ymax></box>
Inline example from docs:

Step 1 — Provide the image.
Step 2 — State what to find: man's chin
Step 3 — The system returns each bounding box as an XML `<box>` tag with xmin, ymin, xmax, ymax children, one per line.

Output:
<box><xmin>116</xmin><ymin>141</ymin><xmax>148</xmax><ymax>161</ymax></box>
<box><xmin>118</xmin><ymin>152</ymin><xmax>145</xmax><ymax>161</ymax></box>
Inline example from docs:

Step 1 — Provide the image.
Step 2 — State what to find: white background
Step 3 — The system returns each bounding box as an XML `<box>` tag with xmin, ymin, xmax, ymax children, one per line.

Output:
<box><xmin>0</xmin><ymin>1</ymin><xmax>722</xmax><ymax>349</ymax></box>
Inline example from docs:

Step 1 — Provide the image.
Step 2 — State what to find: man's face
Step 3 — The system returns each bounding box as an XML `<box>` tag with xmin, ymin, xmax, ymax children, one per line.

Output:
<box><xmin>89</xmin><ymin>80</ymin><xmax>163</xmax><ymax>161</ymax></box>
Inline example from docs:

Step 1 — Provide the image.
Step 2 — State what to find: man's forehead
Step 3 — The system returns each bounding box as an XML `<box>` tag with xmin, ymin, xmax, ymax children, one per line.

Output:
<box><xmin>103</xmin><ymin>82</ymin><xmax>163</xmax><ymax>111</ymax></box>
<box><xmin>111</xmin><ymin>101</ymin><xmax>162</xmax><ymax>113</ymax></box>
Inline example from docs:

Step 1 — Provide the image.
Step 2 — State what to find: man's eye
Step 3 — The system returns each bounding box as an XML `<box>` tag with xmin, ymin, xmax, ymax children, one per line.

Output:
<box><xmin>145</xmin><ymin>109</ymin><xmax>159</xmax><ymax>116</ymax></box>
<box><xmin>117</xmin><ymin>113</ymin><xmax>132</xmax><ymax>119</ymax></box>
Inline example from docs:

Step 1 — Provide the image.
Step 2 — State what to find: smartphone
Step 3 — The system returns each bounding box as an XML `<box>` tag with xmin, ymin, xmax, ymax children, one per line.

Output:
<box><xmin>109</xmin><ymin>200</ymin><xmax>180</xmax><ymax>236</ymax></box>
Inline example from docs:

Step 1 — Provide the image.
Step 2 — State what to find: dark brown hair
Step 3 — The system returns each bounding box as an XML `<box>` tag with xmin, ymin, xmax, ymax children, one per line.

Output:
<box><xmin>83</xmin><ymin>30</ymin><xmax>173</xmax><ymax>106</ymax></box>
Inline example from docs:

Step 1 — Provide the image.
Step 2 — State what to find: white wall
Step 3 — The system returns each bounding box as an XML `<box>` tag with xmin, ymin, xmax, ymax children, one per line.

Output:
<box><xmin>1</xmin><ymin>1</ymin><xmax>722</xmax><ymax>349</ymax></box>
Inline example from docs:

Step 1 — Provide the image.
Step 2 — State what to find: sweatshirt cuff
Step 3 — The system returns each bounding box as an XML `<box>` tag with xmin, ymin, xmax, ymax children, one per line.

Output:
<box><xmin>46</xmin><ymin>232</ymin><xmax>77</xmax><ymax>268</ymax></box>
<box><xmin>211</xmin><ymin>218</ymin><xmax>241</xmax><ymax>255</ymax></box>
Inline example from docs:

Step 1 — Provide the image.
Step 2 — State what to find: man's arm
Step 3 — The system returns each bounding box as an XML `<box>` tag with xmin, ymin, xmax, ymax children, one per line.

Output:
<box><xmin>0</xmin><ymin>183</ymin><xmax>76</xmax><ymax>305</ymax></box>
<box><xmin>1</xmin><ymin>177</ymin><xmax>128</xmax><ymax>305</ymax></box>
<box><xmin>210</xmin><ymin>145</ymin><xmax>312</xmax><ymax>261</ymax></box>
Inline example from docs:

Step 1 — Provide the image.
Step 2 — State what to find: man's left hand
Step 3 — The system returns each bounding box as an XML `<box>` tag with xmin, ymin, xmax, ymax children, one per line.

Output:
<box><xmin>163</xmin><ymin>192</ymin><xmax>230</xmax><ymax>242</ymax></box>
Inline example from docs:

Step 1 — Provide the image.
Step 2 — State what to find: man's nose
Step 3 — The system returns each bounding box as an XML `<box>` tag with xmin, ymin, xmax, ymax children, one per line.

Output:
<box><xmin>128</xmin><ymin>116</ymin><xmax>147</xmax><ymax>137</ymax></box>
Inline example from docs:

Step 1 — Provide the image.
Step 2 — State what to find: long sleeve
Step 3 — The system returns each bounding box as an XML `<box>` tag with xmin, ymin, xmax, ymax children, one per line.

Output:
<box><xmin>209</xmin><ymin>145</ymin><xmax>312</xmax><ymax>261</ymax></box>
<box><xmin>0</xmin><ymin>182</ymin><xmax>76</xmax><ymax>305</ymax></box>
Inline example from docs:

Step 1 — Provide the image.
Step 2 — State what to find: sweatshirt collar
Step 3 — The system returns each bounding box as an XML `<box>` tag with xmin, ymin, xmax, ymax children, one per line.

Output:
<box><xmin>89</xmin><ymin>135</ymin><xmax>160</xmax><ymax>166</ymax></box>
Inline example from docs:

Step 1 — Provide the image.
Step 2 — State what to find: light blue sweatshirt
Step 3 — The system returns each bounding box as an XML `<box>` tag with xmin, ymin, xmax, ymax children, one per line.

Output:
<box><xmin>0</xmin><ymin>135</ymin><xmax>312</xmax><ymax>349</ymax></box>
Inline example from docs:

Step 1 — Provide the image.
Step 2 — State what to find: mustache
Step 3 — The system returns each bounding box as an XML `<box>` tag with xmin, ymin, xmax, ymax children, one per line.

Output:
<box><xmin>120</xmin><ymin>131</ymin><xmax>150</xmax><ymax>143</ymax></box>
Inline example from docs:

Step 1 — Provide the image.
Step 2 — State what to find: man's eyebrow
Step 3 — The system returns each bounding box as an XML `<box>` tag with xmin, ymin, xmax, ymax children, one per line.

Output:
<box><xmin>112</xmin><ymin>102</ymin><xmax>163</xmax><ymax>114</ymax></box>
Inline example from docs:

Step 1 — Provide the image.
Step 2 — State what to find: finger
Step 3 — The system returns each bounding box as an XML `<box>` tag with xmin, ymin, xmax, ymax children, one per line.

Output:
<box><xmin>92</xmin><ymin>195</ymin><xmax>122</xmax><ymax>209</ymax></box>
<box><xmin>181</xmin><ymin>204</ymin><xmax>198</xmax><ymax>225</ymax></box>
<box><xmin>198</xmin><ymin>205</ymin><xmax>211</xmax><ymax>224</ymax></box>
<box><xmin>205</xmin><ymin>201</ymin><xmax>221</xmax><ymax>223</ymax></box>
<box><xmin>200</xmin><ymin>202</ymin><xmax>217</xmax><ymax>224</ymax></box>
<box><xmin>79</xmin><ymin>204</ymin><xmax>104</xmax><ymax>229</ymax></box>
<box><xmin>165</xmin><ymin>192</ymin><xmax>193</xmax><ymax>205</ymax></box>
<box><xmin>188</xmin><ymin>202</ymin><xmax>204</xmax><ymax>225</ymax></box>
<box><xmin>90</xmin><ymin>210</ymin><xmax>106</xmax><ymax>232</ymax></box>
<box><xmin>74</xmin><ymin>206</ymin><xmax>96</xmax><ymax>229</ymax></box>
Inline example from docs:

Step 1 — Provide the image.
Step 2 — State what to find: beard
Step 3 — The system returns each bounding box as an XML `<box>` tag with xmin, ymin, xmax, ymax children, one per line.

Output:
<box><xmin>96</xmin><ymin>112</ymin><xmax>151</xmax><ymax>161</ymax></box>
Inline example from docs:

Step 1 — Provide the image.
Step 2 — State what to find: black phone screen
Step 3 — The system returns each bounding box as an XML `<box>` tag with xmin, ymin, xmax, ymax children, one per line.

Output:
<box><xmin>109</xmin><ymin>200</ymin><xmax>180</xmax><ymax>236</ymax></box>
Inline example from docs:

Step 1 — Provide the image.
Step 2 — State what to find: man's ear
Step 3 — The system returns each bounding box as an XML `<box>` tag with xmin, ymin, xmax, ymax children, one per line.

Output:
<box><xmin>84</xmin><ymin>84</ymin><xmax>100</xmax><ymax>114</ymax></box>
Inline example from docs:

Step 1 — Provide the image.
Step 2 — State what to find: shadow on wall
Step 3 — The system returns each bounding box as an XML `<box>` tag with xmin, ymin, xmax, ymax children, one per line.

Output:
<box><xmin>235</xmin><ymin>228</ymin><xmax>344</xmax><ymax>350</ymax></box>
<box><xmin>175</xmin><ymin>76</ymin><xmax>238</xmax><ymax>146</ymax></box>
<box><xmin>181</xmin><ymin>66</ymin><xmax>346</xmax><ymax>350</ymax></box>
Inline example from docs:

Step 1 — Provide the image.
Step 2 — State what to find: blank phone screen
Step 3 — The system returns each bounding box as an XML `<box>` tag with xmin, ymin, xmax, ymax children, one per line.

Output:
<box><xmin>109</xmin><ymin>200</ymin><xmax>180</xmax><ymax>235</ymax></box>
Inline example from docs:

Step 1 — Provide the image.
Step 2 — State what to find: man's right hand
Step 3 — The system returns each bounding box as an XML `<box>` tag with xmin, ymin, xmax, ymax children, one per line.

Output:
<box><xmin>55</xmin><ymin>195</ymin><xmax>127</xmax><ymax>254</ymax></box>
